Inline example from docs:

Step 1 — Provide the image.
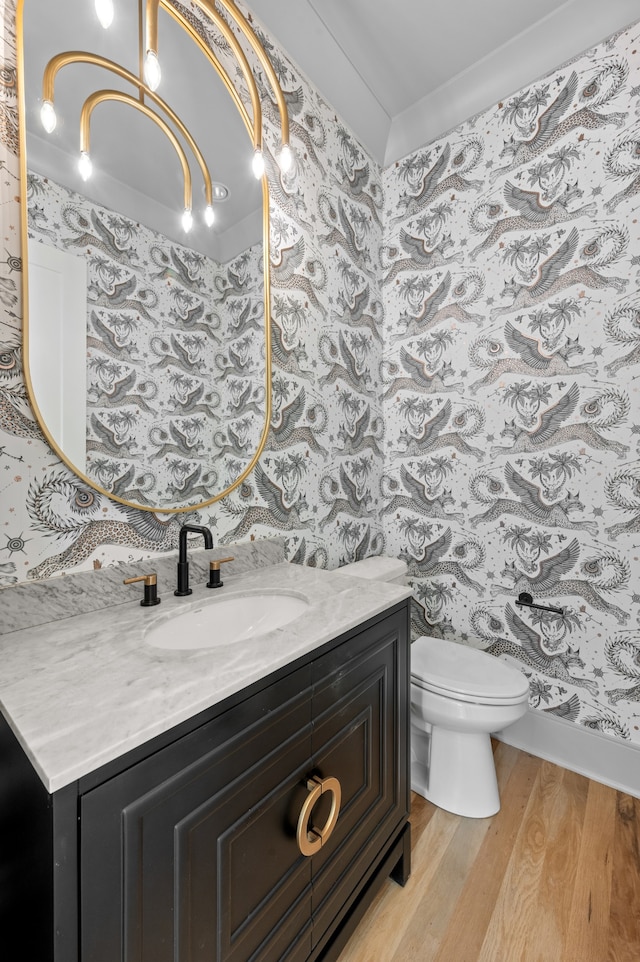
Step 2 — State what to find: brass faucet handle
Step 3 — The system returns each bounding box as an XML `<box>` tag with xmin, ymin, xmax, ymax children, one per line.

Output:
<box><xmin>207</xmin><ymin>556</ymin><xmax>234</xmax><ymax>589</ymax></box>
<box><xmin>123</xmin><ymin>573</ymin><xmax>157</xmax><ymax>587</ymax></box>
<box><xmin>123</xmin><ymin>572</ymin><xmax>161</xmax><ymax>607</ymax></box>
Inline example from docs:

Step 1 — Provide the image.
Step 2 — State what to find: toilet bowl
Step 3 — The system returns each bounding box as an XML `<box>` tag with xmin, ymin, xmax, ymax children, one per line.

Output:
<box><xmin>410</xmin><ymin>636</ymin><xmax>529</xmax><ymax>817</ymax></box>
<box><xmin>338</xmin><ymin>555</ymin><xmax>530</xmax><ymax>819</ymax></box>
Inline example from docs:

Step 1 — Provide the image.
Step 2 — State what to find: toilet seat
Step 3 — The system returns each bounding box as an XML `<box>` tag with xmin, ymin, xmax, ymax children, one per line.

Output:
<box><xmin>411</xmin><ymin>635</ymin><xmax>530</xmax><ymax>706</ymax></box>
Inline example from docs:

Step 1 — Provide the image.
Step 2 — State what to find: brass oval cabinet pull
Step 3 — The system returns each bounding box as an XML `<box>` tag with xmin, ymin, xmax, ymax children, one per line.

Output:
<box><xmin>296</xmin><ymin>775</ymin><xmax>342</xmax><ymax>857</ymax></box>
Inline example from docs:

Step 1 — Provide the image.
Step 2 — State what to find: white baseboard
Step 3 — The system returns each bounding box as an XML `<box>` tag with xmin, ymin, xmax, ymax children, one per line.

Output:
<box><xmin>494</xmin><ymin>708</ymin><xmax>640</xmax><ymax>799</ymax></box>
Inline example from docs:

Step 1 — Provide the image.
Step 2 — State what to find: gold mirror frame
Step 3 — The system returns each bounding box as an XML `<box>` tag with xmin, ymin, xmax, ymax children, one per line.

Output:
<box><xmin>16</xmin><ymin>0</ymin><xmax>287</xmax><ymax>515</ymax></box>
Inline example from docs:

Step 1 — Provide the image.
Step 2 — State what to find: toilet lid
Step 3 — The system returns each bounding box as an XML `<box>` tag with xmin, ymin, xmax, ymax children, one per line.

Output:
<box><xmin>411</xmin><ymin>635</ymin><xmax>530</xmax><ymax>705</ymax></box>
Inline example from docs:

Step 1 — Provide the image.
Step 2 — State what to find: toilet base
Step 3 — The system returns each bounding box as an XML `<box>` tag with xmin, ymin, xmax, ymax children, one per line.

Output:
<box><xmin>411</xmin><ymin>722</ymin><xmax>500</xmax><ymax>818</ymax></box>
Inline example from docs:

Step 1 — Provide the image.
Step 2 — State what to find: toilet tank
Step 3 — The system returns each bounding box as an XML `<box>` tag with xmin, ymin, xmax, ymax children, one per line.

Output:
<box><xmin>337</xmin><ymin>556</ymin><xmax>408</xmax><ymax>585</ymax></box>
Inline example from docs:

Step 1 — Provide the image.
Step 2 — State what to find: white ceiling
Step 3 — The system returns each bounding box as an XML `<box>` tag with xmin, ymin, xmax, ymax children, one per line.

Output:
<box><xmin>248</xmin><ymin>0</ymin><xmax>640</xmax><ymax>165</ymax></box>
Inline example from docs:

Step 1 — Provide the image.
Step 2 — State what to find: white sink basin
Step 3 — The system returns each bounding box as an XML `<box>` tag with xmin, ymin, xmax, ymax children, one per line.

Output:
<box><xmin>145</xmin><ymin>590</ymin><xmax>311</xmax><ymax>650</ymax></box>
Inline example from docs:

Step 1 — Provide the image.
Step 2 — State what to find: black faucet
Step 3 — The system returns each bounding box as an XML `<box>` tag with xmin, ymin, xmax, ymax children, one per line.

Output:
<box><xmin>175</xmin><ymin>524</ymin><xmax>213</xmax><ymax>596</ymax></box>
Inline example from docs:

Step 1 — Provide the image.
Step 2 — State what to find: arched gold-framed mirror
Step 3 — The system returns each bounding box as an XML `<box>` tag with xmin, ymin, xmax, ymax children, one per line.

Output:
<box><xmin>17</xmin><ymin>0</ymin><xmax>291</xmax><ymax>514</ymax></box>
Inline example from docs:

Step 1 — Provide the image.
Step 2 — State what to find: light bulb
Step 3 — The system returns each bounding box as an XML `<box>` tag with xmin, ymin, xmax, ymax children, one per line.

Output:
<box><xmin>278</xmin><ymin>143</ymin><xmax>293</xmax><ymax>173</ymax></box>
<box><xmin>252</xmin><ymin>148</ymin><xmax>265</xmax><ymax>180</ymax></box>
<box><xmin>94</xmin><ymin>0</ymin><xmax>114</xmax><ymax>28</ymax></box>
<box><xmin>204</xmin><ymin>205</ymin><xmax>215</xmax><ymax>227</ymax></box>
<box><xmin>40</xmin><ymin>100</ymin><xmax>57</xmax><ymax>133</ymax></box>
<box><xmin>78</xmin><ymin>151</ymin><xmax>92</xmax><ymax>181</ymax></box>
<box><xmin>144</xmin><ymin>50</ymin><xmax>161</xmax><ymax>91</ymax></box>
<box><xmin>182</xmin><ymin>208</ymin><xmax>193</xmax><ymax>232</ymax></box>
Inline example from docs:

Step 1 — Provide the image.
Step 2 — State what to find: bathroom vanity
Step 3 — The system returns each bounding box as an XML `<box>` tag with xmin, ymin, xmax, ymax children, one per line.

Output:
<box><xmin>0</xmin><ymin>561</ymin><xmax>411</xmax><ymax>961</ymax></box>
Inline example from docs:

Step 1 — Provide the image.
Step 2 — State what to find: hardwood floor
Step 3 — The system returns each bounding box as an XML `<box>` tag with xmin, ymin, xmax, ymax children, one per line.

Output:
<box><xmin>336</xmin><ymin>742</ymin><xmax>640</xmax><ymax>962</ymax></box>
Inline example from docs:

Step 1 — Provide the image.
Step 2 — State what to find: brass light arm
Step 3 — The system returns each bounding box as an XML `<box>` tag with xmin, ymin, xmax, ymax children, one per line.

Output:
<box><xmin>137</xmin><ymin>0</ymin><xmax>144</xmax><ymax>103</ymax></box>
<box><xmin>160</xmin><ymin>7</ymin><xmax>253</xmax><ymax>141</ymax></box>
<box><xmin>145</xmin><ymin>0</ymin><xmax>159</xmax><ymax>57</ymax></box>
<box><xmin>80</xmin><ymin>90</ymin><xmax>193</xmax><ymax>213</ymax></box>
<box><xmin>154</xmin><ymin>0</ymin><xmax>263</xmax><ymax>152</ymax></box>
<box><xmin>42</xmin><ymin>51</ymin><xmax>213</xmax><ymax>206</ymax></box>
<box><xmin>216</xmin><ymin>0</ymin><xmax>290</xmax><ymax>149</ymax></box>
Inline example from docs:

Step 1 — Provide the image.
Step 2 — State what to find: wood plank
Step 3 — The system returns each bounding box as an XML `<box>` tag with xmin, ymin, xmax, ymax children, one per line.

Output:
<box><xmin>561</xmin><ymin>778</ymin><xmax>616</xmax><ymax>962</ymax></box>
<box><xmin>607</xmin><ymin>792</ymin><xmax>640</xmax><ymax>962</ymax></box>
<box><xmin>337</xmin><ymin>747</ymin><xmax>638</xmax><ymax>962</ymax></box>
<box><xmin>335</xmin><ymin>739</ymin><xmax>521</xmax><ymax>962</ymax></box>
<box><xmin>391</xmin><ymin>810</ymin><xmax>493</xmax><ymax>960</ymax></box>
<box><xmin>477</xmin><ymin>760</ymin><xmax>580</xmax><ymax>961</ymax></box>
<box><xmin>522</xmin><ymin>767</ymin><xmax>589</xmax><ymax>961</ymax></box>
<box><xmin>334</xmin><ymin>805</ymin><xmax>460</xmax><ymax>962</ymax></box>
<box><xmin>387</xmin><ymin>741</ymin><xmax>523</xmax><ymax>961</ymax></box>
<box><xmin>429</xmin><ymin>748</ymin><xmax>542</xmax><ymax>962</ymax></box>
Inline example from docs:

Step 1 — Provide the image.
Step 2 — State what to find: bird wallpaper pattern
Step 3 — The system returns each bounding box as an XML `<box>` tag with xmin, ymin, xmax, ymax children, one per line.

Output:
<box><xmin>1</xmin><ymin>0</ymin><xmax>640</xmax><ymax>748</ymax></box>
<box><xmin>381</xmin><ymin>35</ymin><xmax>640</xmax><ymax>742</ymax></box>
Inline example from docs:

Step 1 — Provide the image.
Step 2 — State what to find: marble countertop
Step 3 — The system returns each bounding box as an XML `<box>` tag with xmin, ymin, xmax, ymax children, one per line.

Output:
<box><xmin>0</xmin><ymin>563</ymin><xmax>411</xmax><ymax>793</ymax></box>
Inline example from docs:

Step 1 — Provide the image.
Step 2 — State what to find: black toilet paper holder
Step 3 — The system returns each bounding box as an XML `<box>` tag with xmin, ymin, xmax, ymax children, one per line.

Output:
<box><xmin>515</xmin><ymin>592</ymin><xmax>564</xmax><ymax>616</ymax></box>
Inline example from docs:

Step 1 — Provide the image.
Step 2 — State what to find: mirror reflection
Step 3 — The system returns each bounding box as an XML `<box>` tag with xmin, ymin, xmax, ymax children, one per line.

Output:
<box><xmin>21</xmin><ymin>0</ymin><xmax>269</xmax><ymax>511</ymax></box>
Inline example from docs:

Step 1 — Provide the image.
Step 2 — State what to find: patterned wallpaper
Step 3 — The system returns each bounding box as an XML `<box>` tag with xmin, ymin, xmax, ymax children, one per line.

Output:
<box><xmin>1</xmin><ymin>1</ymin><xmax>639</xmax><ymax>745</ymax></box>
<box><xmin>0</xmin><ymin>0</ymin><xmax>385</xmax><ymax>581</ymax></box>
<box><xmin>27</xmin><ymin>170</ymin><xmax>264</xmax><ymax>509</ymax></box>
<box><xmin>382</xmin><ymin>25</ymin><xmax>640</xmax><ymax>742</ymax></box>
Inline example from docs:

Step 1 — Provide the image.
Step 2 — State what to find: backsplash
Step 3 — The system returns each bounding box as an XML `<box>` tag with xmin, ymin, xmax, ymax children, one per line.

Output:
<box><xmin>1</xmin><ymin>1</ymin><xmax>638</xmax><ymax>746</ymax></box>
<box><xmin>0</xmin><ymin>535</ymin><xmax>285</xmax><ymax>634</ymax></box>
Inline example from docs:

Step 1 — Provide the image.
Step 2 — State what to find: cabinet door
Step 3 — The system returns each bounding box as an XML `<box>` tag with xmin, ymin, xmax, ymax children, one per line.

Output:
<box><xmin>81</xmin><ymin>668</ymin><xmax>314</xmax><ymax>962</ymax></box>
<box><xmin>308</xmin><ymin>611</ymin><xmax>409</xmax><ymax>950</ymax></box>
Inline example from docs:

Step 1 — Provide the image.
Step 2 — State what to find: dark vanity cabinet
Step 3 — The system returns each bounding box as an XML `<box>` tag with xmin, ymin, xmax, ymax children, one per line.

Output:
<box><xmin>1</xmin><ymin>602</ymin><xmax>410</xmax><ymax>962</ymax></box>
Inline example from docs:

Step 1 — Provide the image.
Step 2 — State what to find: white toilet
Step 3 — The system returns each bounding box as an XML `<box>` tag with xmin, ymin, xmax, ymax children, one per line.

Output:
<box><xmin>338</xmin><ymin>556</ymin><xmax>530</xmax><ymax>818</ymax></box>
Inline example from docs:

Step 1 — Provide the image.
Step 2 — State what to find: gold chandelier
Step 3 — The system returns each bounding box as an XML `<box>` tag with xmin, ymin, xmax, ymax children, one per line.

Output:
<box><xmin>37</xmin><ymin>0</ymin><xmax>292</xmax><ymax>233</ymax></box>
